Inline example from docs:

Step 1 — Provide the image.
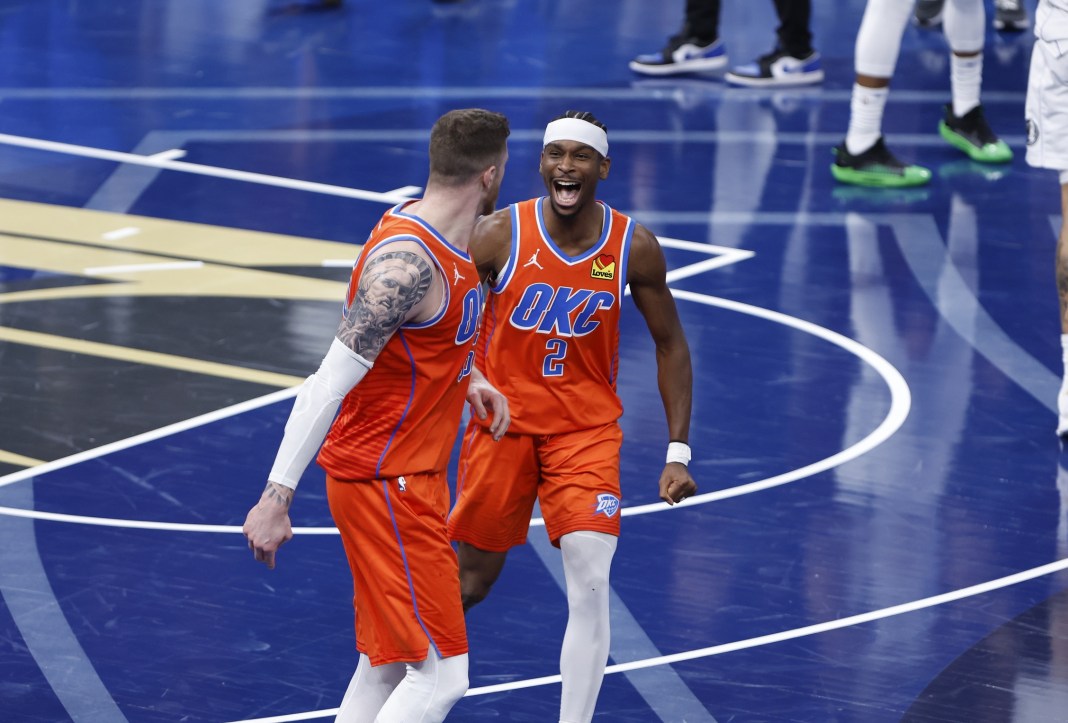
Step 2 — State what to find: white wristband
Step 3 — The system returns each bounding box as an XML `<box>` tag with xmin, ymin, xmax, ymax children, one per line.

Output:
<box><xmin>666</xmin><ymin>441</ymin><xmax>691</xmax><ymax>466</ymax></box>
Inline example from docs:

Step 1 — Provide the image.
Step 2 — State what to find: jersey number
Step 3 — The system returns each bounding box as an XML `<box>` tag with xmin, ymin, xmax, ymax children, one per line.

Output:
<box><xmin>543</xmin><ymin>338</ymin><xmax>568</xmax><ymax>377</ymax></box>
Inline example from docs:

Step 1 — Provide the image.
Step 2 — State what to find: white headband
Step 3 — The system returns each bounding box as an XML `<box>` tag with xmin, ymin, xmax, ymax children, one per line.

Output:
<box><xmin>543</xmin><ymin>117</ymin><xmax>609</xmax><ymax>158</ymax></box>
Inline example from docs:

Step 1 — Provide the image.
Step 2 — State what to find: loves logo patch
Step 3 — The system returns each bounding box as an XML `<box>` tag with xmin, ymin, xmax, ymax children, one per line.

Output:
<box><xmin>591</xmin><ymin>253</ymin><xmax>615</xmax><ymax>280</ymax></box>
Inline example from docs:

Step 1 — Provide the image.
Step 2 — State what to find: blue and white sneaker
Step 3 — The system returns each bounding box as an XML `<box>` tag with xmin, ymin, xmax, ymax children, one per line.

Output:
<box><xmin>725</xmin><ymin>48</ymin><xmax>823</xmax><ymax>87</ymax></box>
<box><xmin>629</xmin><ymin>36</ymin><xmax>728</xmax><ymax>76</ymax></box>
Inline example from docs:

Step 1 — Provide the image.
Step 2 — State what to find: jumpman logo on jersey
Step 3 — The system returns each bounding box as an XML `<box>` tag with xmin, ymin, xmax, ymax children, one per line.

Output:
<box><xmin>524</xmin><ymin>249</ymin><xmax>544</xmax><ymax>270</ymax></box>
<box><xmin>453</xmin><ymin>263</ymin><xmax>465</xmax><ymax>285</ymax></box>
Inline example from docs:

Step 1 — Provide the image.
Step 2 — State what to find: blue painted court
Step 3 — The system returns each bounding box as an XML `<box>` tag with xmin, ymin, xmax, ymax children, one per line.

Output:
<box><xmin>0</xmin><ymin>0</ymin><xmax>1065</xmax><ymax>720</ymax></box>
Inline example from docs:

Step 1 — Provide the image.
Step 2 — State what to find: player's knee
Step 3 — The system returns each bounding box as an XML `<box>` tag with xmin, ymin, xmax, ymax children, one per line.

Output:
<box><xmin>438</xmin><ymin>669</ymin><xmax>468</xmax><ymax>706</ymax></box>
<box><xmin>461</xmin><ymin>582</ymin><xmax>492</xmax><ymax>612</ymax></box>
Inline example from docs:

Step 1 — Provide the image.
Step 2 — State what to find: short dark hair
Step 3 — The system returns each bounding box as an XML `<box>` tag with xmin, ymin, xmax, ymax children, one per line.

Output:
<box><xmin>428</xmin><ymin>109</ymin><xmax>510</xmax><ymax>186</ymax></box>
<box><xmin>553</xmin><ymin>110</ymin><xmax>607</xmax><ymax>133</ymax></box>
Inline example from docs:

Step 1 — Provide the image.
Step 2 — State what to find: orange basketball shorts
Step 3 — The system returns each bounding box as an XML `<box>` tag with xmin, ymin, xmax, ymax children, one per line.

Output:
<box><xmin>447</xmin><ymin>419</ymin><xmax>623</xmax><ymax>550</ymax></box>
<box><xmin>327</xmin><ymin>472</ymin><xmax>467</xmax><ymax>666</ymax></box>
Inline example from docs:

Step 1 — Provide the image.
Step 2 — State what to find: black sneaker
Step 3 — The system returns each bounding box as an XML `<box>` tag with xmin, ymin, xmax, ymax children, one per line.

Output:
<box><xmin>830</xmin><ymin>137</ymin><xmax>932</xmax><ymax>187</ymax></box>
<box><xmin>629</xmin><ymin>33</ymin><xmax>728</xmax><ymax>76</ymax></box>
<box><xmin>994</xmin><ymin>0</ymin><xmax>1028</xmax><ymax>31</ymax></box>
<box><xmin>724</xmin><ymin>47</ymin><xmax>823</xmax><ymax>87</ymax></box>
<box><xmin>938</xmin><ymin>104</ymin><xmax>1013</xmax><ymax>163</ymax></box>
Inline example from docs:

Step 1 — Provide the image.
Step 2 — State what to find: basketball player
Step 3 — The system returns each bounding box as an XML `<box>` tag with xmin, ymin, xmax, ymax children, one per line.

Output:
<box><xmin>831</xmin><ymin>0</ymin><xmax>1012</xmax><ymax>187</ymax></box>
<box><xmin>447</xmin><ymin>111</ymin><xmax>697</xmax><ymax>722</ymax></box>
<box><xmin>1025</xmin><ymin>0</ymin><xmax>1068</xmax><ymax>434</ymax></box>
<box><xmin>242</xmin><ymin>108</ymin><xmax>511</xmax><ymax>723</ymax></box>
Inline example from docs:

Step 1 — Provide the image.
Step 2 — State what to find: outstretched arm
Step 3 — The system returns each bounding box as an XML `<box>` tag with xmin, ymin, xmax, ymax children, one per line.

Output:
<box><xmin>243</xmin><ymin>242</ymin><xmax>438</xmax><ymax>568</ymax></box>
<box><xmin>627</xmin><ymin>225</ymin><xmax>696</xmax><ymax>505</ymax></box>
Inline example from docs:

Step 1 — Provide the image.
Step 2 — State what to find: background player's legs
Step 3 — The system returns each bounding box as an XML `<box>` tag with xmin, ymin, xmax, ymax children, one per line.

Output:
<box><xmin>456</xmin><ymin>541</ymin><xmax>509</xmax><ymax>611</ymax></box>
<box><xmin>558</xmin><ymin>530</ymin><xmax>617</xmax><ymax>723</ymax></box>
<box><xmin>375</xmin><ymin>650</ymin><xmax>469</xmax><ymax>723</ymax></box>
<box><xmin>335</xmin><ymin>654</ymin><xmax>405</xmax><ymax>723</ymax></box>
<box><xmin>939</xmin><ymin>0</ymin><xmax>1012</xmax><ymax>162</ymax></box>
<box><xmin>831</xmin><ymin>0</ymin><xmax>931</xmax><ymax>186</ymax></box>
<box><xmin>1057</xmin><ymin>179</ymin><xmax>1068</xmax><ymax>435</ymax></box>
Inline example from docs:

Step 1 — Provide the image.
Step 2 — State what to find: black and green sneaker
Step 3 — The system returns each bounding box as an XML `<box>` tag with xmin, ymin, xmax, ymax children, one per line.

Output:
<box><xmin>830</xmin><ymin>137</ymin><xmax>932</xmax><ymax>187</ymax></box>
<box><xmin>938</xmin><ymin>104</ymin><xmax>1013</xmax><ymax>163</ymax></box>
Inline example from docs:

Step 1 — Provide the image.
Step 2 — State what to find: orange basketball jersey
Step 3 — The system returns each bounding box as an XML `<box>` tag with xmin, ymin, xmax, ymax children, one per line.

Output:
<box><xmin>475</xmin><ymin>197</ymin><xmax>633</xmax><ymax>435</ymax></box>
<box><xmin>318</xmin><ymin>202</ymin><xmax>483</xmax><ymax>480</ymax></box>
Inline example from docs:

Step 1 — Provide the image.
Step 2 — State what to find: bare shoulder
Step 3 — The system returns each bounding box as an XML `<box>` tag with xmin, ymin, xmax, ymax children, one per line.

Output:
<box><xmin>627</xmin><ymin>222</ymin><xmax>667</xmax><ymax>287</ymax></box>
<box><xmin>470</xmin><ymin>208</ymin><xmax>513</xmax><ymax>279</ymax></box>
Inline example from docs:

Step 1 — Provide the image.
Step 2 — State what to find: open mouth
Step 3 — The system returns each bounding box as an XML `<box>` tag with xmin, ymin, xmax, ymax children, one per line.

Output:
<box><xmin>552</xmin><ymin>179</ymin><xmax>581</xmax><ymax>207</ymax></box>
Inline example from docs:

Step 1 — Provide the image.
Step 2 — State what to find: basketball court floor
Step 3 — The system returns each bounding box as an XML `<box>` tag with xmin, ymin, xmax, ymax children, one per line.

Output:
<box><xmin>1</xmin><ymin>0</ymin><xmax>1065</xmax><ymax>720</ymax></box>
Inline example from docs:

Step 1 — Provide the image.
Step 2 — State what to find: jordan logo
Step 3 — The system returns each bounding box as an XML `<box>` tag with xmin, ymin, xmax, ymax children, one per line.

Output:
<box><xmin>453</xmin><ymin>263</ymin><xmax>465</xmax><ymax>285</ymax></box>
<box><xmin>524</xmin><ymin>250</ymin><xmax>544</xmax><ymax>270</ymax></box>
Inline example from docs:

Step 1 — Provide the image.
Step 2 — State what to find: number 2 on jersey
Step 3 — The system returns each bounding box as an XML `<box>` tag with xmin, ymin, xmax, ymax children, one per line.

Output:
<box><xmin>543</xmin><ymin>338</ymin><xmax>568</xmax><ymax>377</ymax></box>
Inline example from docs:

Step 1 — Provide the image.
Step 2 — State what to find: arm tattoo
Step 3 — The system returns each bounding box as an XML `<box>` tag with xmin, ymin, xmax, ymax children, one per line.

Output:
<box><xmin>265</xmin><ymin>482</ymin><xmax>292</xmax><ymax>509</ymax></box>
<box><xmin>338</xmin><ymin>251</ymin><xmax>434</xmax><ymax>358</ymax></box>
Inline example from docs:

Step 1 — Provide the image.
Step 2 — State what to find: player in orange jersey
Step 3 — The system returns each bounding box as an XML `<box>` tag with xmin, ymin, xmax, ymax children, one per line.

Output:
<box><xmin>243</xmin><ymin>108</ymin><xmax>511</xmax><ymax>723</ymax></box>
<box><xmin>447</xmin><ymin>110</ymin><xmax>696</xmax><ymax>722</ymax></box>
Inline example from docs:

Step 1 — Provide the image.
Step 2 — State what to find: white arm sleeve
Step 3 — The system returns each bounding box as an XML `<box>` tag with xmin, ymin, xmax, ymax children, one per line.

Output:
<box><xmin>267</xmin><ymin>337</ymin><xmax>372</xmax><ymax>491</ymax></box>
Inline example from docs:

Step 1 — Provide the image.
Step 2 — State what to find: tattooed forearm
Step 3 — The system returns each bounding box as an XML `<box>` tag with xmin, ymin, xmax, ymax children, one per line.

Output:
<box><xmin>264</xmin><ymin>481</ymin><xmax>292</xmax><ymax>509</ymax></box>
<box><xmin>338</xmin><ymin>251</ymin><xmax>434</xmax><ymax>357</ymax></box>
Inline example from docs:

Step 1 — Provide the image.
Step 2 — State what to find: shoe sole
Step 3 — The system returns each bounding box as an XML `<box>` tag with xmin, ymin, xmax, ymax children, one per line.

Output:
<box><xmin>830</xmin><ymin>163</ymin><xmax>932</xmax><ymax>188</ymax></box>
<box><xmin>938</xmin><ymin>121</ymin><xmax>1014</xmax><ymax>163</ymax></box>
<box><xmin>628</xmin><ymin>56</ymin><xmax>729</xmax><ymax>76</ymax></box>
<box><xmin>724</xmin><ymin>70</ymin><xmax>824</xmax><ymax>87</ymax></box>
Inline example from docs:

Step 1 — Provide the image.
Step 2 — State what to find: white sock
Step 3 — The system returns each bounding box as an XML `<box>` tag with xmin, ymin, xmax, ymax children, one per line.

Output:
<box><xmin>846</xmin><ymin>84</ymin><xmax>889</xmax><ymax>156</ymax></box>
<box><xmin>950</xmin><ymin>53</ymin><xmax>982</xmax><ymax>118</ymax></box>
<box><xmin>558</xmin><ymin>531</ymin><xmax>617</xmax><ymax>723</ymax></box>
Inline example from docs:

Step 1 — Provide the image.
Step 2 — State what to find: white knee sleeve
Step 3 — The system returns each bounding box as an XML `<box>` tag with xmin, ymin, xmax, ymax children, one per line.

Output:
<box><xmin>375</xmin><ymin>650</ymin><xmax>468</xmax><ymax>723</ymax></box>
<box><xmin>943</xmin><ymin>0</ymin><xmax>985</xmax><ymax>53</ymax></box>
<box><xmin>854</xmin><ymin>0</ymin><xmax>914</xmax><ymax>78</ymax></box>
<box><xmin>335</xmin><ymin>654</ymin><xmax>405</xmax><ymax>723</ymax></box>
<box><xmin>559</xmin><ymin>531</ymin><xmax>617</xmax><ymax>723</ymax></box>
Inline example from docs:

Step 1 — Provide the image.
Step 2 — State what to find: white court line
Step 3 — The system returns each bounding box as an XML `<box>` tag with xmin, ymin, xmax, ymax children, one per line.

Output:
<box><xmin>0</xmin><ymin>132</ymin><xmax>414</xmax><ymax>205</ymax></box>
<box><xmin>84</xmin><ymin>260</ymin><xmax>204</xmax><ymax>276</ymax></box>
<box><xmin>0</xmin><ymin>289</ymin><xmax>907</xmax><ymax>533</ymax></box>
<box><xmin>148</xmin><ymin>149</ymin><xmax>186</xmax><ymax>161</ymax></box>
<box><xmin>101</xmin><ymin>226</ymin><xmax>140</xmax><ymax>240</ymax></box>
<box><xmin>223</xmin><ymin>556</ymin><xmax>1068</xmax><ymax>723</ymax></box>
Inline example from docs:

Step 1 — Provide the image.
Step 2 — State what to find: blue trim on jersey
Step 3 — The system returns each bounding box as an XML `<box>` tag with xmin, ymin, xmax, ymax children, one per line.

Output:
<box><xmin>390</xmin><ymin>203</ymin><xmax>472</xmax><ymax>261</ymax></box>
<box><xmin>380</xmin><ymin>479</ymin><xmax>442</xmax><ymax>659</ymax></box>
<box><xmin>535</xmin><ymin>197</ymin><xmax>611</xmax><ymax>264</ymax></box>
<box><xmin>489</xmin><ymin>204</ymin><xmax>520</xmax><ymax>294</ymax></box>
<box><xmin>618</xmin><ymin>215</ymin><xmax>635</xmax><ymax>300</ymax></box>
<box><xmin>375</xmin><ymin>332</ymin><xmax>417</xmax><ymax>478</ymax></box>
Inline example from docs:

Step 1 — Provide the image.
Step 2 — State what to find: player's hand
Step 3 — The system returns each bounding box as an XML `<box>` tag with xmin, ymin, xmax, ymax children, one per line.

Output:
<box><xmin>243</xmin><ymin>482</ymin><xmax>295</xmax><ymax>570</ymax></box>
<box><xmin>658</xmin><ymin>463</ymin><xmax>696</xmax><ymax>505</ymax></box>
<box><xmin>466</xmin><ymin>371</ymin><xmax>511</xmax><ymax>440</ymax></box>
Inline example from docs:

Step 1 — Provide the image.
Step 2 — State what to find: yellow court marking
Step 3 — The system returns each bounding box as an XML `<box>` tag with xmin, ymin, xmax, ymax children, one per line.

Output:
<box><xmin>0</xmin><ymin>326</ymin><xmax>305</xmax><ymax>388</ymax></box>
<box><xmin>0</xmin><ymin>449</ymin><xmax>45</xmax><ymax>468</ymax></box>
<box><xmin>0</xmin><ymin>197</ymin><xmax>356</xmax><ymax>266</ymax></box>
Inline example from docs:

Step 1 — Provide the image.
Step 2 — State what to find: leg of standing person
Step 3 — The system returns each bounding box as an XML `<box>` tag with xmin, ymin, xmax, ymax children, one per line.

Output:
<box><xmin>937</xmin><ymin>0</ymin><xmax>1013</xmax><ymax>163</ymax></box>
<box><xmin>1057</xmin><ymin>182</ymin><xmax>1068</xmax><ymax>435</ymax></box>
<box><xmin>724</xmin><ymin>0</ymin><xmax>823</xmax><ymax>87</ymax></box>
<box><xmin>629</xmin><ymin>0</ymin><xmax>728</xmax><ymax>76</ymax></box>
<box><xmin>1024</xmin><ymin>0</ymin><xmax>1068</xmax><ymax>434</ymax></box>
<box><xmin>558</xmin><ymin>530</ymin><xmax>618</xmax><ymax>723</ymax></box>
<box><xmin>335</xmin><ymin>650</ymin><xmax>469</xmax><ymax>723</ymax></box>
<box><xmin>830</xmin><ymin>0</ymin><xmax>932</xmax><ymax>187</ymax></box>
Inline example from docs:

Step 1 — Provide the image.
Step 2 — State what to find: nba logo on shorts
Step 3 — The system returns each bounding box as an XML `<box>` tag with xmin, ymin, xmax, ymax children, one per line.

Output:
<box><xmin>594</xmin><ymin>493</ymin><xmax>620</xmax><ymax>517</ymax></box>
